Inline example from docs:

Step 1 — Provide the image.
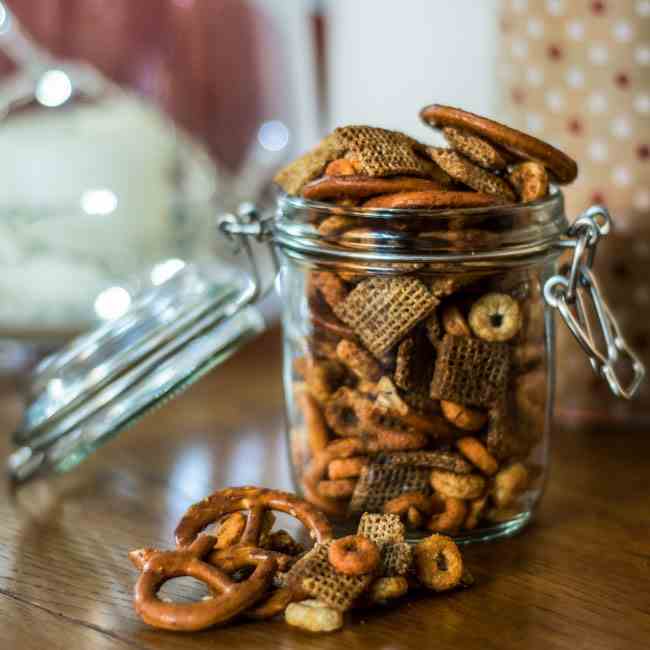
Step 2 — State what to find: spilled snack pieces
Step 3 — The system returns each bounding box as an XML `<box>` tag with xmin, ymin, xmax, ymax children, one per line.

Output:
<box><xmin>275</xmin><ymin>102</ymin><xmax>576</xmax><ymax>536</ymax></box>
<box><xmin>128</xmin><ymin>487</ymin><xmax>469</xmax><ymax>634</ymax></box>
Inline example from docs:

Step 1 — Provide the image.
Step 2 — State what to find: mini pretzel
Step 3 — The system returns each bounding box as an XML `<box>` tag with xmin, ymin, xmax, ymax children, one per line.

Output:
<box><xmin>431</xmin><ymin>470</ymin><xmax>486</xmax><ymax>500</ymax></box>
<box><xmin>362</xmin><ymin>190</ymin><xmax>501</xmax><ymax>209</ymax></box>
<box><xmin>328</xmin><ymin>535</ymin><xmax>380</xmax><ymax>575</ymax></box>
<box><xmin>328</xmin><ymin>456</ymin><xmax>369</xmax><ymax>480</ymax></box>
<box><xmin>336</xmin><ymin>339</ymin><xmax>382</xmax><ymax>382</ymax></box>
<box><xmin>296</xmin><ymin>390</ymin><xmax>330</xmax><ymax>455</ymax></box>
<box><xmin>509</xmin><ymin>161</ymin><xmax>549</xmax><ymax>203</ymax></box>
<box><xmin>303</xmin><ymin>357</ymin><xmax>346</xmax><ymax>404</ymax></box>
<box><xmin>440</xmin><ymin>400</ymin><xmax>487</xmax><ymax>432</ymax></box>
<box><xmin>383</xmin><ymin>492</ymin><xmax>434</xmax><ymax>526</ymax></box>
<box><xmin>324</xmin><ymin>387</ymin><xmax>373</xmax><ymax>437</ymax></box>
<box><xmin>302</xmin><ymin>175</ymin><xmax>446</xmax><ymax>201</ymax></box>
<box><xmin>420</xmin><ymin>104</ymin><xmax>578</xmax><ymax>184</ymax></box>
<box><xmin>468</xmin><ymin>293</ymin><xmax>522</xmax><ymax>342</ymax></box>
<box><xmin>413</xmin><ymin>534</ymin><xmax>464</xmax><ymax>592</ymax></box>
<box><xmin>175</xmin><ymin>486</ymin><xmax>332</xmax><ymax>549</ymax></box>
<box><xmin>303</xmin><ymin>436</ymin><xmax>379</xmax><ymax>517</ymax></box>
<box><xmin>427</xmin><ymin>496</ymin><xmax>467</xmax><ymax>533</ymax></box>
<box><xmin>456</xmin><ymin>436</ymin><xmax>498</xmax><ymax>476</ymax></box>
<box><xmin>131</xmin><ymin>535</ymin><xmax>276</xmax><ymax>631</ymax></box>
<box><xmin>214</xmin><ymin>512</ymin><xmax>246</xmax><ymax>550</ymax></box>
<box><xmin>441</xmin><ymin>303</ymin><xmax>472</xmax><ymax>337</ymax></box>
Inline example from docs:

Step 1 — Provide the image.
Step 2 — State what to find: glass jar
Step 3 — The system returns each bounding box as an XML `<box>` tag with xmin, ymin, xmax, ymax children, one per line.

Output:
<box><xmin>273</xmin><ymin>189</ymin><xmax>643</xmax><ymax>542</ymax></box>
<box><xmin>8</xmin><ymin>189</ymin><xmax>643</xmax><ymax>545</ymax></box>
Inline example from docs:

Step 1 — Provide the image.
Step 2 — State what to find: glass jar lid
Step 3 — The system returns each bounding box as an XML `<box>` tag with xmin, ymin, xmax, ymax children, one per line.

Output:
<box><xmin>8</xmin><ymin>261</ymin><xmax>265</xmax><ymax>483</ymax></box>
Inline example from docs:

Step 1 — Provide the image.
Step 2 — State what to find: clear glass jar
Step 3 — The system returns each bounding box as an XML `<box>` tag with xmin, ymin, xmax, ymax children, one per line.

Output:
<box><xmin>273</xmin><ymin>189</ymin><xmax>635</xmax><ymax>542</ymax></box>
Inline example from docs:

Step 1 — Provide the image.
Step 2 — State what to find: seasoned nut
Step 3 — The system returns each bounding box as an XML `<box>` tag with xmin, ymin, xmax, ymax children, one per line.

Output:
<box><xmin>430</xmin><ymin>470</ymin><xmax>486</xmax><ymax>500</ymax></box>
<box><xmin>375</xmin><ymin>376</ymin><xmax>410</xmax><ymax>416</ymax></box>
<box><xmin>492</xmin><ymin>462</ymin><xmax>529</xmax><ymax>508</ymax></box>
<box><xmin>440</xmin><ymin>400</ymin><xmax>487</xmax><ymax>432</ymax></box>
<box><xmin>336</xmin><ymin>339</ymin><xmax>382</xmax><ymax>383</ymax></box>
<box><xmin>369</xmin><ymin>576</ymin><xmax>409</xmax><ymax>603</ymax></box>
<box><xmin>285</xmin><ymin>599</ymin><xmax>343</xmax><ymax>633</ymax></box>
<box><xmin>468</xmin><ymin>293</ymin><xmax>522</xmax><ymax>342</ymax></box>
<box><xmin>456</xmin><ymin>436</ymin><xmax>498</xmax><ymax>476</ymax></box>
<box><xmin>441</xmin><ymin>303</ymin><xmax>472</xmax><ymax>337</ymax></box>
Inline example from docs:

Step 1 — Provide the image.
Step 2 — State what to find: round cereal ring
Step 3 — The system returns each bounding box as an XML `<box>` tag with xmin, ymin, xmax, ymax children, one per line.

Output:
<box><xmin>368</xmin><ymin>576</ymin><xmax>409</xmax><ymax>603</ymax></box>
<box><xmin>509</xmin><ymin>161</ymin><xmax>549</xmax><ymax>203</ymax></box>
<box><xmin>362</xmin><ymin>189</ymin><xmax>501</xmax><ymax>210</ymax></box>
<box><xmin>431</xmin><ymin>470</ymin><xmax>486</xmax><ymax>500</ymax></box>
<box><xmin>175</xmin><ymin>486</ymin><xmax>332</xmax><ymax>549</ymax></box>
<box><xmin>456</xmin><ymin>437</ymin><xmax>498</xmax><ymax>476</ymax></box>
<box><xmin>132</xmin><ymin>536</ymin><xmax>276</xmax><ymax>631</ymax></box>
<box><xmin>426</xmin><ymin>496</ymin><xmax>467</xmax><ymax>533</ymax></box>
<box><xmin>213</xmin><ymin>512</ymin><xmax>247</xmax><ymax>550</ymax></box>
<box><xmin>324</xmin><ymin>387</ymin><xmax>373</xmax><ymax>437</ymax></box>
<box><xmin>493</xmin><ymin>462</ymin><xmax>529</xmax><ymax>508</ymax></box>
<box><xmin>302</xmin><ymin>175</ymin><xmax>446</xmax><ymax>201</ymax></box>
<box><xmin>464</xmin><ymin>494</ymin><xmax>489</xmax><ymax>530</ymax></box>
<box><xmin>420</xmin><ymin>104</ymin><xmax>578</xmax><ymax>184</ymax></box>
<box><xmin>336</xmin><ymin>339</ymin><xmax>382</xmax><ymax>382</ymax></box>
<box><xmin>441</xmin><ymin>304</ymin><xmax>472</xmax><ymax>337</ymax></box>
<box><xmin>468</xmin><ymin>293</ymin><xmax>522</xmax><ymax>342</ymax></box>
<box><xmin>328</xmin><ymin>456</ymin><xmax>369</xmax><ymax>480</ymax></box>
<box><xmin>440</xmin><ymin>400</ymin><xmax>488</xmax><ymax>432</ymax></box>
<box><xmin>413</xmin><ymin>534</ymin><xmax>464</xmax><ymax>592</ymax></box>
<box><xmin>285</xmin><ymin>599</ymin><xmax>343</xmax><ymax>632</ymax></box>
<box><xmin>317</xmin><ymin>479</ymin><xmax>356</xmax><ymax>499</ymax></box>
<box><xmin>328</xmin><ymin>535</ymin><xmax>380</xmax><ymax>575</ymax></box>
<box><xmin>442</xmin><ymin>126</ymin><xmax>510</xmax><ymax>171</ymax></box>
<box><xmin>426</xmin><ymin>148</ymin><xmax>516</xmax><ymax>202</ymax></box>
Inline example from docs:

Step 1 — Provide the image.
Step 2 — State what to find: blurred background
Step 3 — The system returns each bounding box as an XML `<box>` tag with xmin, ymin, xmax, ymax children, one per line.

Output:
<box><xmin>0</xmin><ymin>0</ymin><xmax>648</xmax><ymax>424</ymax></box>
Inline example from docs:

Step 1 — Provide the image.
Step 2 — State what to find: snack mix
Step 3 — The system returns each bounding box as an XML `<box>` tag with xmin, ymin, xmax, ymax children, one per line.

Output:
<box><xmin>129</xmin><ymin>486</ymin><xmax>470</xmax><ymax>633</ymax></box>
<box><xmin>279</xmin><ymin>104</ymin><xmax>578</xmax><ymax>536</ymax></box>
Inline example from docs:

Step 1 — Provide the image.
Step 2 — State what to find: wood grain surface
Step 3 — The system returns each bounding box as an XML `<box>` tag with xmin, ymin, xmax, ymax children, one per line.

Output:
<box><xmin>0</xmin><ymin>327</ymin><xmax>648</xmax><ymax>650</ymax></box>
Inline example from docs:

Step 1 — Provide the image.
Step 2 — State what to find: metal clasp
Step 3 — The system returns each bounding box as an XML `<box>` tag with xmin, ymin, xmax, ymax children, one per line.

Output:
<box><xmin>216</xmin><ymin>202</ymin><xmax>279</xmax><ymax>303</ymax></box>
<box><xmin>544</xmin><ymin>205</ymin><xmax>645</xmax><ymax>399</ymax></box>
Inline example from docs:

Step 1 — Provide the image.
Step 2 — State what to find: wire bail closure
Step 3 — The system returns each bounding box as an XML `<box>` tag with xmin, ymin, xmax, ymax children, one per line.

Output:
<box><xmin>544</xmin><ymin>206</ymin><xmax>645</xmax><ymax>399</ymax></box>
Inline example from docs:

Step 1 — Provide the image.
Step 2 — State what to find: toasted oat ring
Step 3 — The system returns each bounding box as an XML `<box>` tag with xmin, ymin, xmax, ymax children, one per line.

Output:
<box><xmin>426</xmin><ymin>148</ymin><xmax>517</xmax><ymax>201</ymax></box>
<box><xmin>362</xmin><ymin>190</ymin><xmax>501</xmax><ymax>209</ymax></box>
<box><xmin>328</xmin><ymin>456</ymin><xmax>369</xmax><ymax>480</ymax></box>
<box><xmin>509</xmin><ymin>161</ymin><xmax>549</xmax><ymax>203</ymax></box>
<box><xmin>456</xmin><ymin>436</ymin><xmax>498</xmax><ymax>476</ymax></box>
<box><xmin>414</xmin><ymin>534</ymin><xmax>464</xmax><ymax>592</ymax></box>
<box><xmin>383</xmin><ymin>492</ymin><xmax>434</xmax><ymax>520</ymax></box>
<box><xmin>328</xmin><ymin>535</ymin><xmax>380</xmax><ymax>575</ymax></box>
<box><xmin>132</xmin><ymin>535</ymin><xmax>276</xmax><ymax>631</ymax></box>
<box><xmin>420</xmin><ymin>104</ymin><xmax>578</xmax><ymax>184</ymax></box>
<box><xmin>303</xmin><ymin>436</ymin><xmax>379</xmax><ymax>517</ymax></box>
<box><xmin>175</xmin><ymin>486</ymin><xmax>332</xmax><ymax>549</ymax></box>
<box><xmin>431</xmin><ymin>470</ymin><xmax>486</xmax><ymax>500</ymax></box>
<box><xmin>468</xmin><ymin>292</ymin><xmax>522</xmax><ymax>342</ymax></box>
<box><xmin>426</xmin><ymin>497</ymin><xmax>467</xmax><ymax>533</ymax></box>
<box><xmin>302</xmin><ymin>175</ymin><xmax>446</xmax><ymax>201</ymax></box>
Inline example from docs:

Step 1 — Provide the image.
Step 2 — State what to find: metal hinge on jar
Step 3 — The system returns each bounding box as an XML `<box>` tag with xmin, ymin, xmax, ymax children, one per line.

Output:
<box><xmin>544</xmin><ymin>206</ymin><xmax>645</xmax><ymax>399</ymax></box>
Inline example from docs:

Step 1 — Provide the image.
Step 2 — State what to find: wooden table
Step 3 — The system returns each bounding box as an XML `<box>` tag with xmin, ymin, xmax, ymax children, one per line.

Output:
<box><xmin>0</xmin><ymin>327</ymin><xmax>648</xmax><ymax>650</ymax></box>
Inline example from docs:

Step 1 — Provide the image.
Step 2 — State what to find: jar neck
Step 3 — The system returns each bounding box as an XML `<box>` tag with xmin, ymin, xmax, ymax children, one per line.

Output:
<box><xmin>273</xmin><ymin>188</ymin><xmax>568</xmax><ymax>268</ymax></box>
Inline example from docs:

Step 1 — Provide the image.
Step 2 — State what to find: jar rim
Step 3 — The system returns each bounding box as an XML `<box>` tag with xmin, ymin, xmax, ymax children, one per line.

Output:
<box><xmin>273</xmin><ymin>187</ymin><xmax>569</xmax><ymax>266</ymax></box>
